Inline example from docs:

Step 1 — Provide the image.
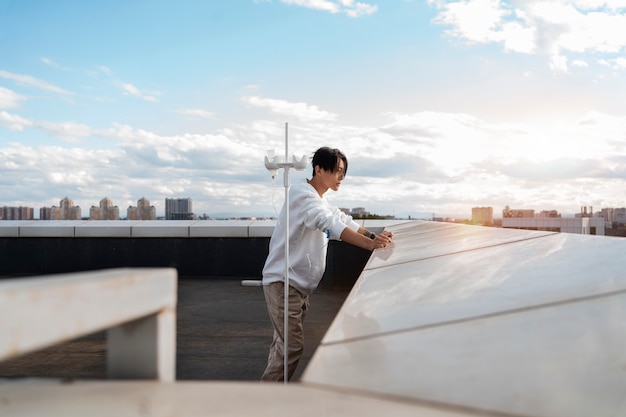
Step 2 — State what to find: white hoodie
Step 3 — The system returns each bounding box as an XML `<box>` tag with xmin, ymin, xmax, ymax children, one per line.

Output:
<box><xmin>262</xmin><ymin>178</ymin><xmax>360</xmax><ymax>295</ymax></box>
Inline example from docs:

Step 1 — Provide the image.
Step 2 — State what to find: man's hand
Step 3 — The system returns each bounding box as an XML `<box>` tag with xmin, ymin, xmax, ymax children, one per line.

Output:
<box><xmin>371</xmin><ymin>230</ymin><xmax>393</xmax><ymax>250</ymax></box>
<box><xmin>341</xmin><ymin>227</ymin><xmax>394</xmax><ymax>251</ymax></box>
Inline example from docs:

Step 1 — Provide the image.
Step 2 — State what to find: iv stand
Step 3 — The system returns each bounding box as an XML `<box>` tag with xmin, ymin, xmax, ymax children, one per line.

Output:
<box><xmin>264</xmin><ymin>123</ymin><xmax>307</xmax><ymax>383</ymax></box>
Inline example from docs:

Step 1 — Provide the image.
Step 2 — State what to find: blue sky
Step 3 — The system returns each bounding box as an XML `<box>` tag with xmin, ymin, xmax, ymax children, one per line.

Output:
<box><xmin>2</xmin><ymin>0</ymin><xmax>626</xmax><ymax>219</ymax></box>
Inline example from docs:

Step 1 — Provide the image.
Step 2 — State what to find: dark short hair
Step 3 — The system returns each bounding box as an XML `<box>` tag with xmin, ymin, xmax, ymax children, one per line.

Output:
<box><xmin>311</xmin><ymin>147</ymin><xmax>348</xmax><ymax>177</ymax></box>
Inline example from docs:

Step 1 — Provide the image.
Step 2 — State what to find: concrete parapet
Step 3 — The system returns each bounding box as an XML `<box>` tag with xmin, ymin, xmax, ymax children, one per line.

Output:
<box><xmin>0</xmin><ymin>220</ymin><xmax>406</xmax><ymax>287</ymax></box>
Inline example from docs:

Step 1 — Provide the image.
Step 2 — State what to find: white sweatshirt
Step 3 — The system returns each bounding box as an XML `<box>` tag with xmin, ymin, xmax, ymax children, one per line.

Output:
<box><xmin>262</xmin><ymin>178</ymin><xmax>360</xmax><ymax>295</ymax></box>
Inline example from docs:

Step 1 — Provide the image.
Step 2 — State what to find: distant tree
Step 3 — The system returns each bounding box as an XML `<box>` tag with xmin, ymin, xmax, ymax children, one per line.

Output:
<box><xmin>352</xmin><ymin>213</ymin><xmax>394</xmax><ymax>220</ymax></box>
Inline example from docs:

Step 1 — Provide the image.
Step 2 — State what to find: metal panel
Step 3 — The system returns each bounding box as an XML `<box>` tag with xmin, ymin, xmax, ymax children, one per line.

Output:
<box><xmin>303</xmin><ymin>221</ymin><xmax>626</xmax><ymax>417</ymax></box>
<box><xmin>324</xmin><ymin>231</ymin><xmax>626</xmax><ymax>343</ymax></box>
<box><xmin>305</xmin><ymin>292</ymin><xmax>626</xmax><ymax>417</ymax></box>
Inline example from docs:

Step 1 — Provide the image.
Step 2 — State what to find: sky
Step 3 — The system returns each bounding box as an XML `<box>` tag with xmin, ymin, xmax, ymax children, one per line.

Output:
<box><xmin>2</xmin><ymin>0</ymin><xmax>626</xmax><ymax>219</ymax></box>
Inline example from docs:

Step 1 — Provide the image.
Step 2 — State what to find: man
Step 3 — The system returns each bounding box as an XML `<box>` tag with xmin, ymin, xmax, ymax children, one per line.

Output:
<box><xmin>261</xmin><ymin>146</ymin><xmax>393</xmax><ymax>382</ymax></box>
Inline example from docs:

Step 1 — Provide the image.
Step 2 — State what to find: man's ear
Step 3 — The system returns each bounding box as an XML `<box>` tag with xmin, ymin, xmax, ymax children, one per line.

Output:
<box><xmin>313</xmin><ymin>165</ymin><xmax>322</xmax><ymax>176</ymax></box>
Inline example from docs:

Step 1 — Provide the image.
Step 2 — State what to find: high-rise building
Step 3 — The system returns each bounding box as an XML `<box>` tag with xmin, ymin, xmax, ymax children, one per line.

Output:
<box><xmin>0</xmin><ymin>206</ymin><xmax>34</xmax><ymax>220</ymax></box>
<box><xmin>600</xmin><ymin>208</ymin><xmax>615</xmax><ymax>223</ymax></box>
<box><xmin>575</xmin><ymin>206</ymin><xmax>595</xmax><ymax>218</ymax></box>
<box><xmin>127</xmin><ymin>197</ymin><xmax>156</xmax><ymax>220</ymax></box>
<box><xmin>538</xmin><ymin>210</ymin><xmax>561</xmax><ymax>218</ymax></box>
<box><xmin>165</xmin><ymin>197</ymin><xmax>194</xmax><ymax>220</ymax></box>
<box><xmin>90</xmin><ymin>197</ymin><xmax>120</xmax><ymax>220</ymax></box>
<box><xmin>40</xmin><ymin>207</ymin><xmax>52</xmax><ymax>220</ymax></box>
<box><xmin>48</xmin><ymin>197</ymin><xmax>81</xmax><ymax>220</ymax></box>
<box><xmin>502</xmin><ymin>206</ymin><xmax>534</xmax><ymax>218</ymax></box>
<box><xmin>472</xmin><ymin>207</ymin><xmax>493</xmax><ymax>225</ymax></box>
<box><xmin>351</xmin><ymin>207</ymin><xmax>370</xmax><ymax>217</ymax></box>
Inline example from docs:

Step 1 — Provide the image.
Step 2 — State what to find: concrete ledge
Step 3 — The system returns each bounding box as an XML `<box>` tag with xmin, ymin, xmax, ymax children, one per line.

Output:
<box><xmin>0</xmin><ymin>219</ymin><xmax>409</xmax><ymax>238</ymax></box>
<box><xmin>189</xmin><ymin>220</ymin><xmax>253</xmax><ymax>238</ymax></box>
<box><xmin>18</xmin><ymin>221</ymin><xmax>88</xmax><ymax>237</ymax></box>
<box><xmin>131</xmin><ymin>221</ymin><xmax>197</xmax><ymax>238</ymax></box>
<box><xmin>0</xmin><ymin>221</ymin><xmax>32</xmax><ymax>237</ymax></box>
<box><xmin>0</xmin><ymin>268</ymin><xmax>178</xmax><ymax>381</ymax></box>
<box><xmin>248</xmin><ymin>220</ymin><xmax>276</xmax><ymax>238</ymax></box>
<box><xmin>74</xmin><ymin>220</ymin><xmax>141</xmax><ymax>238</ymax></box>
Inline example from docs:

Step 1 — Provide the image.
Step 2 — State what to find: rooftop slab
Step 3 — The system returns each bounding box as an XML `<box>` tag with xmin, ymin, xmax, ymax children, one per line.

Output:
<box><xmin>0</xmin><ymin>380</ymin><xmax>475</xmax><ymax>417</ymax></box>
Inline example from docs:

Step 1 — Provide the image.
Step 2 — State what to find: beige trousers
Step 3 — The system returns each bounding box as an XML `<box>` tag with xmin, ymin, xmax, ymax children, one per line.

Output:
<box><xmin>261</xmin><ymin>281</ymin><xmax>310</xmax><ymax>382</ymax></box>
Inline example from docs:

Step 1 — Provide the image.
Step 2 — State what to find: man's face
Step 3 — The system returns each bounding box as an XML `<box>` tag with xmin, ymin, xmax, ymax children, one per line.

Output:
<box><xmin>319</xmin><ymin>159</ymin><xmax>345</xmax><ymax>192</ymax></box>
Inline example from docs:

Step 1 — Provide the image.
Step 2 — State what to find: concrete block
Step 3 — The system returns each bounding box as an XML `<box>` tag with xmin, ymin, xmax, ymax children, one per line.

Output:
<box><xmin>131</xmin><ymin>221</ymin><xmax>195</xmax><ymax>238</ymax></box>
<box><xmin>75</xmin><ymin>221</ymin><xmax>139</xmax><ymax>238</ymax></box>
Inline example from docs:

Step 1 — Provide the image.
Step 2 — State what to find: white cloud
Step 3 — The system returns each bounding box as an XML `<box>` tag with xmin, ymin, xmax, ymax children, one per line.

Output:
<box><xmin>280</xmin><ymin>0</ymin><xmax>377</xmax><ymax>17</ymax></box>
<box><xmin>36</xmin><ymin>120</ymin><xmax>95</xmax><ymax>143</ymax></box>
<box><xmin>0</xmin><ymin>70</ymin><xmax>73</xmax><ymax>95</ymax></box>
<box><xmin>97</xmin><ymin>65</ymin><xmax>113</xmax><ymax>75</ymax></box>
<box><xmin>571</xmin><ymin>0</ymin><xmax>626</xmax><ymax>9</ymax></box>
<box><xmin>3</xmin><ymin>102</ymin><xmax>626</xmax><ymax>218</ymax></box>
<box><xmin>41</xmin><ymin>57</ymin><xmax>75</xmax><ymax>72</ymax></box>
<box><xmin>0</xmin><ymin>87</ymin><xmax>25</xmax><ymax>109</ymax></box>
<box><xmin>0</xmin><ymin>110</ymin><xmax>102</xmax><ymax>142</ymax></box>
<box><xmin>48</xmin><ymin>170</ymin><xmax>93</xmax><ymax>186</ymax></box>
<box><xmin>0</xmin><ymin>111</ymin><xmax>32</xmax><ymax>131</ymax></box>
<box><xmin>549</xmin><ymin>54</ymin><xmax>569</xmax><ymax>73</ymax></box>
<box><xmin>434</xmin><ymin>0</ymin><xmax>515</xmax><ymax>42</ymax></box>
<box><xmin>41</xmin><ymin>57</ymin><xmax>60</xmax><ymax>69</ymax></box>
<box><xmin>498</xmin><ymin>18</ymin><xmax>536</xmax><ymax>53</ymax></box>
<box><xmin>430</xmin><ymin>0</ymin><xmax>626</xmax><ymax>70</ymax></box>
<box><xmin>118</xmin><ymin>82</ymin><xmax>160</xmax><ymax>102</ymax></box>
<box><xmin>243</xmin><ymin>95</ymin><xmax>338</xmax><ymax>122</ymax></box>
<box><xmin>0</xmin><ymin>122</ymin><xmax>273</xmax><ymax>216</ymax></box>
<box><xmin>177</xmin><ymin>108</ymin><xmax>215</xmax><ymax>120</ymax></box>
<box><xmin>599</xmin><ymin>56</ymin><xmax>626</xmax><ymax>69</ymax></box>
<box><xmin>0</xmin><ymin>111</ymin><xmax>104</xmax><ymax>142</ymax></box>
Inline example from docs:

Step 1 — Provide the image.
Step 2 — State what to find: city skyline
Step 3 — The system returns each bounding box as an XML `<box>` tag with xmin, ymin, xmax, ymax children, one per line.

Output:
<box><xmin>2</xmin><ymin>1</ymin><xmax>626</xmax><ymax>219</ymax></box>
<box><xmin>0</xmin><ymin>195</ymin><xmax>388</xmax><ymax>220</ymax></box>
<box><xmin>2</xmin><ymin>193</ymin><xmax>625</xmax><ymax>220</ymax></box>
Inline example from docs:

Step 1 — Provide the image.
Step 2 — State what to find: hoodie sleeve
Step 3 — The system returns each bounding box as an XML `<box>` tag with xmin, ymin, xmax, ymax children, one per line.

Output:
<box><xmin>300</xmin><ymin>190</ymin><xmax>360</xmax><ymax>240</ymax></box>
<box><xmin>330</xmin><ymin>205</ymin><xmax>360</xmax><ymax>238</ymax></box>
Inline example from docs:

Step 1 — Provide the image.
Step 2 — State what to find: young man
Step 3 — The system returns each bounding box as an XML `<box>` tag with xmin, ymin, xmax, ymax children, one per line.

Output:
<box><xmin>261</xmin><ymin>146</ymin><xmax>393</xmax><ymax>382</ymax></box>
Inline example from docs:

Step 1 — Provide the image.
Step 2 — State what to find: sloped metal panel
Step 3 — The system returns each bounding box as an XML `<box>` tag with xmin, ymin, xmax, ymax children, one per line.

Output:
<box><xmin>303</xmin><ymin>221</ymin><xmax>626</xmax><ymax>417</ymax></box>
<box><xmin>366</xmin><ymin>220</ymin><xmax>555</xmax><ymax>269</ymax></box>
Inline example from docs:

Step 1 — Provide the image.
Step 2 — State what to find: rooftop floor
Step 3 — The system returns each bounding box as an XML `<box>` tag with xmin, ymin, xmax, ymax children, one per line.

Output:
<box><xmin>0</xmin><ymin>277</ymin><xmax>349</xmax><ymax>382</ymax></box>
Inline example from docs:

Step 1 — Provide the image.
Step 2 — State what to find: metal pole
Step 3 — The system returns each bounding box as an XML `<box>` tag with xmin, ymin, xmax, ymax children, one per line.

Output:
<box><xmin>263</xmin><ymin>123</ymin><xmax>304</xmax><ymax>384</ymax></box>
<box><xmin>283</xmin><ymin>122</ymin><xmax>289</xmax><ymax>384</ymax></box>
